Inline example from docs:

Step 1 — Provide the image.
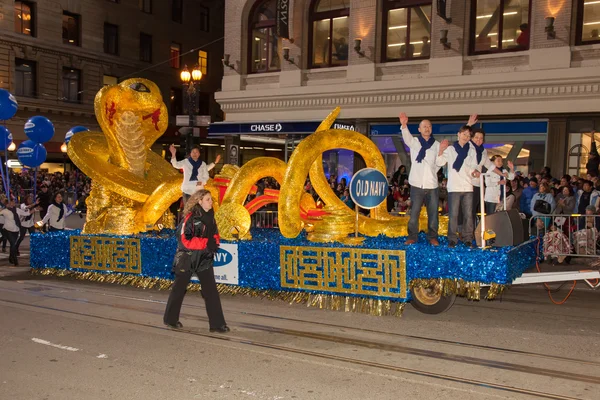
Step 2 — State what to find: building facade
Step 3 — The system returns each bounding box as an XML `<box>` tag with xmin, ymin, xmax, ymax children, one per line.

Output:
<box><xmin>215</xmin><ymin>0</ymin><xmax>600</xmax><ymax>179</ymax></box>
<box><xmin>0</xmin><ymin>0</ymin><xmax>224</xmax><ymax>167</ymax></box>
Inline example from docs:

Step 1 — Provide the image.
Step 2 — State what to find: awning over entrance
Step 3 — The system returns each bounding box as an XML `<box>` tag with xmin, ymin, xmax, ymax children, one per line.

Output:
<box><xmin>370</xmin><ymin>121</ymin><xmax>548</xmax><ymax>136</ymax></box>
<box><xmin>209</xmin><ymin>120</ymin><xmax>356</xmax><ymax>135</ymax></box>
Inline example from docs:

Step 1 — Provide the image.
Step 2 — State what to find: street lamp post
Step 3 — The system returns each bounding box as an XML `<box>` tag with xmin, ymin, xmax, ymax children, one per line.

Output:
<box><xmin>60</xmin><ymin>142</ymin><xmax>68</xmax><ymax>174</ymax></box>
<box><xmin>180</xmin><ymin>64</ymin><xmax>203</xmax><ymax>156</ymax></box>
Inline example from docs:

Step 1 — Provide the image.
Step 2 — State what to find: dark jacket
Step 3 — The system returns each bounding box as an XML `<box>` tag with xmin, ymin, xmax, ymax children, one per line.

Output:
<box><xmin>173</xmin><ymin>211</ymin><xmax>220</xmax><ymax>274</ymax></box>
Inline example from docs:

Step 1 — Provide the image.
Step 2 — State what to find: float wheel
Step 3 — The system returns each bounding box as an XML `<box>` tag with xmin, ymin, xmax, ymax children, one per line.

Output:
<box><xmin>410</xmin><ymin>280</ymin><xmax>456</xmax><ymax>314</ymax></box>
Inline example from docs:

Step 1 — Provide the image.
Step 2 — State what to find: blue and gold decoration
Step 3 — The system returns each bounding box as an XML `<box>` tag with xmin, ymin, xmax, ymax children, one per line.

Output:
<box><xmin>31</xmin><ymin>229</ymin><xmax>537</xmax><ymax>316</ymax></box>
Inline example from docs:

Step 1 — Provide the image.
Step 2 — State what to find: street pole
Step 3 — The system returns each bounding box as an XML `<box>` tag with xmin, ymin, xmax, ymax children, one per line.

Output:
<box><xmin>186</xmin><ymin>86</ymin><xmax>194</xmax><ymax>156</ymax></box>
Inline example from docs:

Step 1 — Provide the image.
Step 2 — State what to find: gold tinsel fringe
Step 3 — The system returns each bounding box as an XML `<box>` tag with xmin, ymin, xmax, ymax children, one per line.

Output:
<box><xmin>409</xmin><ymin>278</ymin><xmax>507</xmax><ymax>301</ymax></box>
<box><xmin>31</xmin><ymin>268</ymin><xmax>406</xmax><ymax>317</ymax></box>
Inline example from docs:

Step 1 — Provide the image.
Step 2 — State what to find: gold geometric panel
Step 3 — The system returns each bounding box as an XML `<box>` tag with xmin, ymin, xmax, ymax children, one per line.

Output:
<box><xmin>280</xmin><ymin>246</ymin><xmax>406</xmax><ymax>299</ymax></box>
<box><xmin>70</xmin><ymin>236</ymin><xmax>142</xmax><ymax>274</ymax></box>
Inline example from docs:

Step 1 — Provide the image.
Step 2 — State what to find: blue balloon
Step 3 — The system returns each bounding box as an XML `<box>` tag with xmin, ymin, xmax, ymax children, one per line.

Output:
<box><xmin>0</xmin><ymin>126</ymin><xmax>13</xmax><ymax>151</ymax></box>
<box><xmin>24</xmin><ymin>115</ymin><xmax>55</xmax><ymax>144</ymax></box>
<box><xmin>65</xmin><ymin>126</ymin><xmax>89</xmax><ymax>144</ymax></box>
<box><xmin>17</xmin><ymin>140</ymin><xmax>47</xmax><ymax>168</ymax></box>
<box><xmin>0</xmin><ymin>89</ymin><xmax>18</xmax><ymax>120</ymax></box>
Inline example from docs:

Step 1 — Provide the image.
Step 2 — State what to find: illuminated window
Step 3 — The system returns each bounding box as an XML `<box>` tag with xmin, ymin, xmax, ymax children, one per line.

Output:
<box><xmin>248</xmin><ymin>0</ymin><xmax>280</xmax><ymax>73</ymax></box>
<box><xmin>309</xmin><ymin>0</ymin><xmax>350</xmax><ymax>68</ymax></box>
<box><xmin>14</xmin><ymin>1</ymin><xmax>34</xmax><ymax>36</ymax></box>
<box><xmin>471</xmin><ymin>0</ymin><xmax>530</xmax><ymax>54</ymax></box>
<box><xmin>103</xmin><ymin>75</ymin><xmax>118</xmax><ymax>86</ymax></box>
<box><xmin>383</xmin><ymin>1</ymin><xmax>432</xmax><ymax>62</ymax></box>
<box><xmin>170</xmin><ymin>43</ymin><xmax>181</xmax><ymax>68</ymax></box>
<box><xmin>62</xmin><ymin>11</ymin><xmax>80</xmax><ymax>46</ymax></box>
<box><xmin>577</xmin><ymin>0</ymin><xmax>600</xmax><ymax>44</ymax></box>
<box><xmin>198</xmin><ymin>51</ymin><xmax>208</xmax><ymax>75</ymax></box>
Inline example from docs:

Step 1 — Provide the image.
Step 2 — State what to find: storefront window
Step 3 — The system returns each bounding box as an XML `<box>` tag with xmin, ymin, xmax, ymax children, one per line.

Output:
<box><xmin>577</xmin><ymin>0</ymin><xmax>600</xmax><ymax>44</ymax></box>
<box><xmin>309</xmin><ymin>0</ymin><xmax>349</xmax><ymax>68</ymax></box>
<box><xmin>249</xmin><ymin>0</ymin><xmax>280</xmax><ymax>73</ymax></box>
<box><xmin>471</xmin><ymin>0</ymin><xmax>530</xmax><ymax>54</ymax></box>
<box><xmin>383</xmin><ymin>1</ymin><xmax>432</xmax><ymax>62</ymax></box>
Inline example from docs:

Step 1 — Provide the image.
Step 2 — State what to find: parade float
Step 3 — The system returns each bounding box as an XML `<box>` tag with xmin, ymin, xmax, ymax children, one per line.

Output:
<box><xmin>29</xmin><ymin>78</ymin><xmax>550</xmax><ymax>316</ymax></box>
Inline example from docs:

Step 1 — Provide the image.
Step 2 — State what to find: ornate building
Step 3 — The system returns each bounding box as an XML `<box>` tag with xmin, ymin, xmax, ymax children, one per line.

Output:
<box><xmin>0</xmin><ymin>0</ymin><xmax>224</xmax><ymax>165</ymax></box>
<box><xmin>215</xmin><ymin>0</ymin><xmax>600</xmax><ymax>178</ymax></box>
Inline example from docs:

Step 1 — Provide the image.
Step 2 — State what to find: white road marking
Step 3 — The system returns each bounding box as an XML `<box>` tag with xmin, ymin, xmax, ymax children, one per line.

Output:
<box><xmin>96</xmin><ymin>354</ymin><xmax>108</xmax><ymax>359</ymax></box>
<box><xmin>31</xmin><ymin>338</ymin><xmax>79</xmax><ymax>352</ymax></box>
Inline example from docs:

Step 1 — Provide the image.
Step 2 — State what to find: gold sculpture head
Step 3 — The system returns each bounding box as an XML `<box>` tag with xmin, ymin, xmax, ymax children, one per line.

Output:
<box><xmin>94</xmin><ymin>78</ymin><xmax>168</xmax><ymax>150</ymax></box>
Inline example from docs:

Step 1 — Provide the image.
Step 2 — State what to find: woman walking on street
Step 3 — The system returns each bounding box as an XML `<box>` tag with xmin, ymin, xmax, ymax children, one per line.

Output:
<box><xmin>16</xmin><ymin>195</ymin><xmax>39</xmax><ymax>256</ymax></box>
<box><xmin>163</xmin><ymin>189</ymin><xmax>229</xmax><ymax>333</ymax></box>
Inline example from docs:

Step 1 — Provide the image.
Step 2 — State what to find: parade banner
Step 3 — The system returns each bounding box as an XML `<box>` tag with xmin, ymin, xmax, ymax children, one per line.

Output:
<box><xmin>276</xmin><ymin>0</ymin><xmax>290</xmax><ymax>39</ymax></box>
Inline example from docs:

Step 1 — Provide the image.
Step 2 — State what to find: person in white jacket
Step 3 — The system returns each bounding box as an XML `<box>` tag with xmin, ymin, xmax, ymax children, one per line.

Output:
<box><xmin>16</xmin><ymin>195</ymin><xmax>39</xmax><ymax>255</ymax></box>
<box><xmin>169</xmin><ymin>145</ymin><xmax>221</xmax><ymax>203</ymax></box>
<box><xmin>484</xmin><ymin>155</ymin><xmax>515</xmax><ymax>215</ymax></box>
<box><xmin>399</xmin><ymin>112</ymin><xmax>442</xmax><ymax>246</ymax></box>
<box><xmin>0</xmin><ymin>199</ymin><xmax>21</xmax><ymax>265</ymax></box>
<box><xmin>41</xmin><ymin>193</ymin><xmax>73</xmax><ymax>231</ymax></box>
<box><xmin>436</xmin><ymin>125</ymin><xmax>481</xmax><ymax>247</ymax></box>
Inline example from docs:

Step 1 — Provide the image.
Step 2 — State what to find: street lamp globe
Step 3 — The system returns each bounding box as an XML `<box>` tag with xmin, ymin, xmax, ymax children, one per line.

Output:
<box><xmin>191</xmin><ymin>65</ymin><xmax>202</xmax><ymax>82</ymax></box>
<box><xmin>180</xmin><ymin>65</ymin><xmax>191</xmax><ymax>84</ymax></box>
<box><xmin>7</xmin><ymin>142</ymin><xmax>16</xmax><ymax>151</ymax></box>
<box><xmin>60</xmin><ymin>143</ymin><xmax>68</xmax><ymax>153</ymax></box>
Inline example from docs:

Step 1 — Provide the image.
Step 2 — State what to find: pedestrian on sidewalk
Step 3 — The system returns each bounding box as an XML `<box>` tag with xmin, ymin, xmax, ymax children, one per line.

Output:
<box><xmin>164</xmin><ymin>189</ymin><xmax>229</xmax><ymax>333</ymax></box>
<box><xmin>0</xmin><ymin>199</ymin><xmax>22</xmax><ymax>265</ymax></box>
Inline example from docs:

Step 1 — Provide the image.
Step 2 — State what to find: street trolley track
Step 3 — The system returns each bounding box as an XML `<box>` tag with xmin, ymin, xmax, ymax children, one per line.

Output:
<box><xmin>3</xmin><ymin>280</ymin><xmax>600</xmax><ymax>367</ymax></box>
<box><xmin>0</xmin><ymin>295</ymin><xmax>597</xmax><ymax>400</ymax></box>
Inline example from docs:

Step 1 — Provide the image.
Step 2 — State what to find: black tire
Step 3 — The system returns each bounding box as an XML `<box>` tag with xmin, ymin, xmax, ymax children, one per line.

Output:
<box><xmin>410</xmin><ymin>284</ymin><xmax>457</xmax><ymax>314</ymax></box>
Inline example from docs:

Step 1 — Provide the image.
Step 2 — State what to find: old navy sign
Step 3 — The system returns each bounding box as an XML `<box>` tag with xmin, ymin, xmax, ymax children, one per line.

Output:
<box><xmin>210</xmin><ymin>120</ymin><xmax>356</xmax><ymax>135</ymax></box>
<box><xmin>276</xmin><ymin>0</ymin><xmax>290</xmax><ymax>39</ymax></box>
<box><xmin>349</xmin><ymin>168</ymin><xmax>389</xmax><ymax>209</ymax></box>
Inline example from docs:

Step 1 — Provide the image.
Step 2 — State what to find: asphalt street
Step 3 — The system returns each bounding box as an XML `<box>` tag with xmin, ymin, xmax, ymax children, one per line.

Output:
<box><xmin>0</xmin><ymin>233</ymin><xmax>599</xmax><ymax>400</ymax></box>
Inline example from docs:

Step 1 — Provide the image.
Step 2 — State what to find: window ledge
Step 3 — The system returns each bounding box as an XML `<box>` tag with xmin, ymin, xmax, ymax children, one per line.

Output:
<box><xmin>466</xmin><ymin>50</ymin><xmax>530</xmax><ymax>61</ymax></box>
<box><xmin>572</xmin><ymin>42</ymin><xmax>600</xmax><ymax>51</ymax></box>
<box><xmin>246</xmin><ymin>71</ymin><xmax>282</xmax><ymax>78</ymax></box>
<box><xmin>307</xmin><ymin>65</ymin><xmax>348</xmax><ymax>73</ymax></box>
<box><xmin>376</xmin><ymin>59</ymin><xmax>430</xmax><ymax>68</ymax></box>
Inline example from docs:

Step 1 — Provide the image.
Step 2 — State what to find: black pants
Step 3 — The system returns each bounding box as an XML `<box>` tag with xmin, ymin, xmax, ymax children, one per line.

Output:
<box><xmin>16</xmin><ymin>226</ymin><xmax>35</xmax><ymax>251</ymax></box>
<box><xmin>2</xmin><ymin>229</ymin><xmax>19</xmax><ymax>264</ymax></box>
<box><xmin>49</xmin><ymin>227</ymin><xmax>63</xmax><ymax>232</ymax></box>
<box><xmin>164</xmin><ymin>266</ymin><xmax>226</xmax><ymax>329</ymax></box>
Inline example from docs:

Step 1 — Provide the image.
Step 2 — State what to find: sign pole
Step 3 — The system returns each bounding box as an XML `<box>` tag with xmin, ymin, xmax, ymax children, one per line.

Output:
<box><xmin>355</xmin><ymin>204</ymin><xmax>359</xmax><ymax>237</ymax></box>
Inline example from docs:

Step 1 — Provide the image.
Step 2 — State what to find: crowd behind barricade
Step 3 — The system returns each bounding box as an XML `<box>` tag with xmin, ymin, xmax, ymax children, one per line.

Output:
<box><xmin>0</xmin><ymin>169</ymin><xmax>90</xmax><ymax>265</ymax></box>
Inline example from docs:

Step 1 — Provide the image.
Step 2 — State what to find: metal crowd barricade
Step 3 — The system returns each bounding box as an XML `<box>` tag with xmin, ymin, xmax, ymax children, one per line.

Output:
<box><xmin>529</xmin><ymin>214</ymin><xmax>600</xmax><ymax>259</ymax></box>
<box><xmin>251</xmin><ymin>210</ymin><xmax>279</xmax><ymax>228</ymax></box>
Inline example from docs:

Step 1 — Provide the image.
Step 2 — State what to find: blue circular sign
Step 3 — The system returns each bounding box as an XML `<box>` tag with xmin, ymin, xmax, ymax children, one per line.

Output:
<box><xmin>17</xmin><ymin>140</ymin><xmax>47</xmax><ymax>168</ymax></box>
<box><xmin>24</xmin><ymin>115</ymin><xmax>55</xmax><ymax>144</ymax></box>
<box><xmin>0</xmin><ymin>89</ymin><xmax>18</xmax><ymax>120</ymax></box>
<box><xmin>65</xmin><ymin>125</ymin><xmax>89</xmax><ymax>144</ymax></box>
<box><xmin>349</xmin><ymin>168</ymin><xmax>389</xmax><ymax>209</ymax></box>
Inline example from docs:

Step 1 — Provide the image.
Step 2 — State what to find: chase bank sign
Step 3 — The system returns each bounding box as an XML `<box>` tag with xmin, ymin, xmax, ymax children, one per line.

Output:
<box><xmin>250</xmin><ymin>123</ymin><xmax>283</xmax><ymax>132</ymax></box>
